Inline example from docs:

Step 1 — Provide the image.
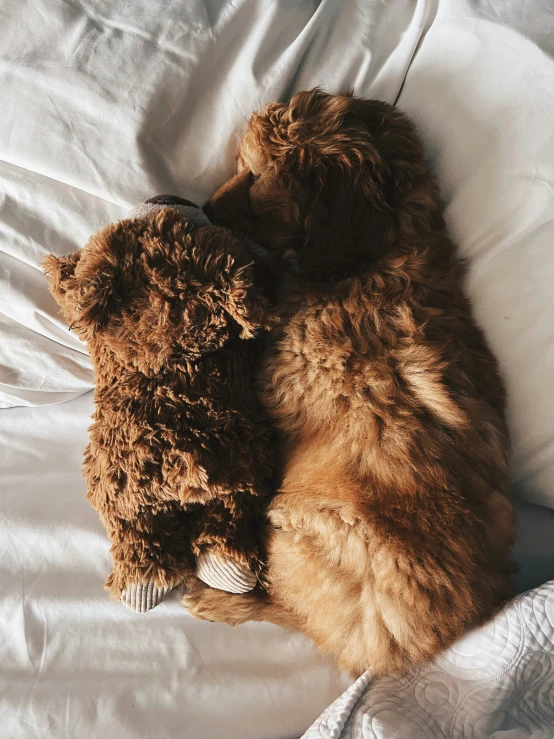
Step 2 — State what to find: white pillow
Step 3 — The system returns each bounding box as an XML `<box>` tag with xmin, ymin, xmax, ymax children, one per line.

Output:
<box><xmin>399</xmin><ymin>9</ymin><xmax>554</xmax><ymax>508</ymax></box>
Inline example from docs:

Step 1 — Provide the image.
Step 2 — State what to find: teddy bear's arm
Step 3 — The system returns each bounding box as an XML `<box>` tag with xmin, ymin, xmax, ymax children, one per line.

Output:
<box><xmin>191</xmin><ymin>491</ymin><xmax>268</xmax><ymax>593</ymax></box>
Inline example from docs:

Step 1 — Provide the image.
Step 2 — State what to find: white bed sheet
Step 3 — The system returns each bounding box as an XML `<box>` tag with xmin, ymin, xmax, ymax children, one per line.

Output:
<box><xmin>1</xmin><ymin>394</ymin><xmax>552</xmax><ymax>739</ymax></box>
<box><xmin>0</xmin><ymin>393</ymin><xmax>351</xmax><ymax>739</ymax></box>
<box><xmin>2</xmin><ymin>1</ymin><xmax>554</xmax><ymax>738</ymax></box>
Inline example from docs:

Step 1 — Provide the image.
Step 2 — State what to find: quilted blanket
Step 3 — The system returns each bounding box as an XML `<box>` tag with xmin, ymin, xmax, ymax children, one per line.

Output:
<box><xmin>303</xmin><ymin>581</ymin><xmax>554</xmax><ymax>739</ymax></box>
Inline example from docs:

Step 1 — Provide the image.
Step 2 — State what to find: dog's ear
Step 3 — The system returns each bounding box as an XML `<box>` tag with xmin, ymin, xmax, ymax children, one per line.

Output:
<box><xmin>300</xmin><ymin>156</ymin><xmax>396</xmax><ymax>280</ymax></box>
<box><xmin>295</xmin><ymin>95</ymin><xmax>435</xmax><ymax>280</ymax></box>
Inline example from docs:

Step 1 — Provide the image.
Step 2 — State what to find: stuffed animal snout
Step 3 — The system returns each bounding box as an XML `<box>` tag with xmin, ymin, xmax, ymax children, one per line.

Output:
<box><xmin>128</xmin><ymin>194</ymin><xmax>212</xmax><ymax>230</ymax></box>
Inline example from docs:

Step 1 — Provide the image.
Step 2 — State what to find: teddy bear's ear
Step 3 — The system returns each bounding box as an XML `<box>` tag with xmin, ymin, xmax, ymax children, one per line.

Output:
<box><xmin>42</xmin><ymin>251</ymin><xmax>84</xmax><ymax>328</ymax></box>
<box><xmin>193</xmin><ymin>225</ymin><xmax>276</xmax><ymax>341</ymax></box>
<box><xmin>42</xmin><ymin>227</ymin><xmax>120</xmax><ymax>337</ymax></box>
<box><xmin>223</xmin><ymin>265</ymin><xmax>274</xmax><ymax>339</ymax></box>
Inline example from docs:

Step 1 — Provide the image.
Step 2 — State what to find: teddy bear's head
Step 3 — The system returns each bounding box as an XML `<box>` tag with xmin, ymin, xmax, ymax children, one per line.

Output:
<box><xmin>43</xmin><ymin>201</ymin><xmax>272</xmax><ymax>375</ymax></box>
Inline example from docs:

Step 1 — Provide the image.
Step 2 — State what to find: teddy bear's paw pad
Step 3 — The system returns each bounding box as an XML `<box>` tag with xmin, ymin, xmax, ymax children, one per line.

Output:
<box><xmin>120</xmin><ymin>581</ymin><xmax>172</xmax><ymax>613</ymax></box>
<box><xmin>196</xmin><ymin>552</ymin><xmax>258</xmax><ymax>594</ymax></box>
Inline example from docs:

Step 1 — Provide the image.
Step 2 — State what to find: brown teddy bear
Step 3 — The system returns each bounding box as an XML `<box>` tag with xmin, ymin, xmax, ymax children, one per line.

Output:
<box><xmin>43</xmin><ymin>196</ymin><xmax>276</xmax><ymax>612</ymax></box>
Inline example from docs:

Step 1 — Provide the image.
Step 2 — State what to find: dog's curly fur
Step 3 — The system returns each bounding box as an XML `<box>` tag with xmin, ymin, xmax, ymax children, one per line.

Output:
<box><xmin>184</xmin><ymin>90</ymin><xmax>516</xmax><ymax>676</ymax></box>
<box><xmin>43</xmin><ymin>209</ymin><xmax>275</xmax><ymax>597</ymax></box>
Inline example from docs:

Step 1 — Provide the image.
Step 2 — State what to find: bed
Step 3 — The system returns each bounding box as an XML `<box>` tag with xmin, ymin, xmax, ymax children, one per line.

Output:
<box><xmin>1</xmin><ymin>1</ymin><xmax>554</xmax><ymax>737</ymax></box>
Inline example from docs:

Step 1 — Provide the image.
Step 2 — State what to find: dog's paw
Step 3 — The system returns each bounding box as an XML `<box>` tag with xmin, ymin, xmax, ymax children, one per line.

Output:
<box><xmin>267</xmin><ymin>497</ymin><xmax>293</xmax><ymax>529</ymax></box>
<box><xmin>182</xmin><ymin>581</ymin><xmax>248</xmax><ymax>626</ymax></box>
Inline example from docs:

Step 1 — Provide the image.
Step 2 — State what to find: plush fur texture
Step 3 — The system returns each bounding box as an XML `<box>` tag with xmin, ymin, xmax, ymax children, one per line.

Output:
<box><xmin>43</xmin><ymin>208</ymin><xmax>276</xmax><ymax>600</ymax></box>
<box><xmin>183</xmin><ymin>90</ymin><xmax>517</xmax><ymax>676</ymax></box>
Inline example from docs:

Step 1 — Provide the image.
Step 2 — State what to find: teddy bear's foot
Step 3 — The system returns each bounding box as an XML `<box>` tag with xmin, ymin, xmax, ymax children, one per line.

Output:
<box><xmin>196</xmin><ymin>552</ymin><xmax>258</xmax><ymax>594</ymax></box>
<box><xmin>120</xmin><ymin>581</ymin><xmax>172</xmax><ymax>613</ymax></box>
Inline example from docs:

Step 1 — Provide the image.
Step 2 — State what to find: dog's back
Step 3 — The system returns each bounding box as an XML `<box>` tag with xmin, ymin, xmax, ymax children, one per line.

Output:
<box><xmin>257</xmin><ymin>261</ymin><xmax>515</xmax><ymax>675</ymax></box>
<box><xmin>184</xmin><ymin>90</ymin><xmax>516</xmax><ymax>676</ymax></box>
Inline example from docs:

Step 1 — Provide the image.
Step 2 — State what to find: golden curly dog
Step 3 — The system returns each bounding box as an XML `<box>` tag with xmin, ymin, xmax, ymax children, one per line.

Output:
<box><xmin>185</xmin><ymin>90</ymin><xmax>516</xmax><ymax>676</ymax></box>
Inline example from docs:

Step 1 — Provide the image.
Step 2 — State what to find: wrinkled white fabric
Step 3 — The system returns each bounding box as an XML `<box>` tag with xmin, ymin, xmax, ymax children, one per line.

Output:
<box><xmin>1</xmin><ymin>389</ymin><xmax>552</xmax><ymax>739</ymax></box>
<box><xmin>2</xmin><ymin>1</ymin><xmax>554</xmax><ymax>738</ymax></box>
<box><xmin>0</xmin><ymin>393</ymin><xmax>352</xmax><ymax>739</ymax></box>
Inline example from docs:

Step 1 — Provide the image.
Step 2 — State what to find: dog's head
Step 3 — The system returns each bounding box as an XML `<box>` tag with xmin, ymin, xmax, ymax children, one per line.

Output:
<box><xmin>43</xmin><ymin>205</ymin><xmax>271</xmax><ymax>374</ymax></box>
<box><xmin>207</xmin><ymin>89</ymin><xmax>440</xmax><ymax>280</ymax></box>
